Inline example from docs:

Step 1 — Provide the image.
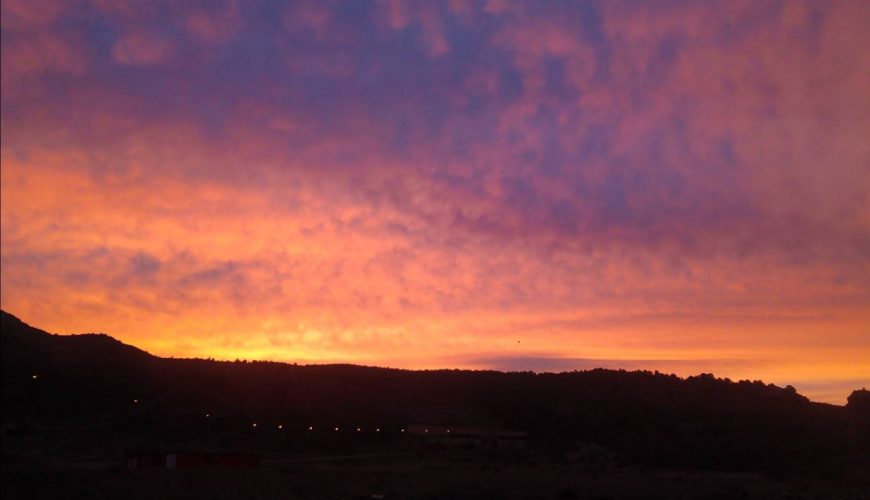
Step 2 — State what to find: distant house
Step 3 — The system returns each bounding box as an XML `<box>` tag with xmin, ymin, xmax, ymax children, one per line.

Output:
<box><xmin>125</xmin><ymin>450</ymin><xmax>260</xmax><ymax>470</ymax></box>
<box><xmin>405</xmin><ymin>424</ymin><xmax>526</xmax><ymax>451</ymax></box>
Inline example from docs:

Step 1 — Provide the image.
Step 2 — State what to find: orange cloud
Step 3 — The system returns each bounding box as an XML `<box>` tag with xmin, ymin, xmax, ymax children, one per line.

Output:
<box><xmin>2</xmin><ymin>0</ymin><xmax>868</xmax><ymax>405</ymax></box>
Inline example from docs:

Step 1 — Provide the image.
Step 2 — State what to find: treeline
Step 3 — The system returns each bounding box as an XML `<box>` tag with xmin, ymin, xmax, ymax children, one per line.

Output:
<box><xmin>2</xmin><ymin>310</ymin><xmax>868</xmax><ymax>476</ymax></box>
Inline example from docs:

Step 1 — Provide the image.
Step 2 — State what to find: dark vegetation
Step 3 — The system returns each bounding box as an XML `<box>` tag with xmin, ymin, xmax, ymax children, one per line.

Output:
<box><xmin>2</xmin><ymin>310</ymin><xmax>869</xmax><ymax>490</ymax></box>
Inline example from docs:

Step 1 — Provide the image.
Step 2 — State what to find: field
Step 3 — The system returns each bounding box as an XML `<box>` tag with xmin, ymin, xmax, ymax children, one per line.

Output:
<box><xmin>4</xmin><ymin>429</ymin><xmax>868</xmax><ymax>500</ymax></box>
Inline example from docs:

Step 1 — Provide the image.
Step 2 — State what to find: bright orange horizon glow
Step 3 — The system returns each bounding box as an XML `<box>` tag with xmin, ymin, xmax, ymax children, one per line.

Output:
<box><xmin>2</xmin><ymin>0</ymin><xmax>868</xmax><ymax>404</ymax></box>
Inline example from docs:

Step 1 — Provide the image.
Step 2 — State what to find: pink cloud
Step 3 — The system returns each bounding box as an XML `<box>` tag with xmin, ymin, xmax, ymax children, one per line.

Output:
<box><xmin>418</xmin><ymin>4</ymin><xmax>450</xmax><ymax>56</ymax></box>
<box><xmin>185</xmin><ymin>0</ymin><xmax>241</xmax><ymax>44</ymax></box>
<box><xmin>283</xmin><ymin>0</ymin><xmax>334</xmax><ymax>39</ymax></box>
<box><xmin>379</xmin><ymin>0</ymin><xmax>411</xmax><ymax>30</ymax></box>
<box><xmin>111</xmin><ymin>31</ymin><xmax>172</xmax><ymax>66</ymax></box>
<box><xmin>1</xmin><ymin>30</ymin><xmax>88</xmax><ymax>78</ymax></box>
<box><xmin>376</xmin><ymin>0</ymin><xmax>451</xmax><ymax>56</ymax></box>
<box><xmin>1</xmin><ymin>0</ymin><xmax>69</xmax><ymax>30</ymax></box>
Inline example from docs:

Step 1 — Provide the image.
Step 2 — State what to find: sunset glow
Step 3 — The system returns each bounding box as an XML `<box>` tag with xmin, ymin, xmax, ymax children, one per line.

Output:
<box><xmin>2</xmin><ymin>0</ymin><xmax>868</xmax><ymax>404</ymax></box>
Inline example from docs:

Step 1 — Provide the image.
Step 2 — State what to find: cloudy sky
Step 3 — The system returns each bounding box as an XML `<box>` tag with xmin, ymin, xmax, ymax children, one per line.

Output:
<box><xmin>2</xmin><ymin>0</ymin><xmax>868</xmax><ymax>403</ymax></box>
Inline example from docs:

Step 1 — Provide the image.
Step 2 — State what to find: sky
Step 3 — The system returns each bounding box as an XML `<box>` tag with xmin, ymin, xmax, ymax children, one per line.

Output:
<box><xmin>1</xmin><ymin>0</ymin><xmax>868</xmax><ymax>404</ymax></box>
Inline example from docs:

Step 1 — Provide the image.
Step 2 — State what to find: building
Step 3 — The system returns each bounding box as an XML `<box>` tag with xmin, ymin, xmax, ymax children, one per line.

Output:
<box><xmin>125</xmin><ymin>449</ymin><xmax>260</xmax><ymax>470</ymax></box>
<box><xmin>405</xmin><ymin>424</ymin><xmax>526</xmax><ymax>451</ymax></box>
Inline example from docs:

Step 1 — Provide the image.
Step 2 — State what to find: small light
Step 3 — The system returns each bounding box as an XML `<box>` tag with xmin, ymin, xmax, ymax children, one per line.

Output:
<box><xmin>205</xmin><ymin>414</ymin><xmax>210</xmax><ymax>418</ymax></box>
<box><xmin>334</xmin><ymin>427</ymin><xmax>339</xmax><ymax>431</ymax></box>
<box><xmin>32</xmin><ymin>374</ymin><xmax>39</xmax><ymax>380</ymax></box>
<box><xmin>252</xmin><ymin>422</ymin><xmax>258</xmax><ymax>428</ymax></box>
<box><xmin>376</xmin><ymin>428</ymin><xmax>380</xmax><ymax>432</ymax></box>
<box><xmin>308</xmin><ymin>426</ymin><xmax>314</xmax><ymax>431</ymax></box>
<box><xmin>401</xmin><ymin>429</ymin><xmax>405</xmax><ymax>432</ymax></box>
<box><xmin>447</xmin><ymin>430</ymin><xmax>451</xmax><ymax>433</ymax></box>
<box><xmin>133</xmin><ymin>399</ymin><xmax>139</xmax><ymax>404</ymax></box>
<box><xmin>357</xmin><ymin>427</ymin><xmax>361</xmax><ymax>432</ymax></box>
<box><xmin>278</xmin><ymin>424</ymin><xmax>283</xmax><ymax>429</ymax></box>
<box><xmin>424</xmin><ymin>429</ymin><xmax>429</xmax><ymax>433</ymax></box>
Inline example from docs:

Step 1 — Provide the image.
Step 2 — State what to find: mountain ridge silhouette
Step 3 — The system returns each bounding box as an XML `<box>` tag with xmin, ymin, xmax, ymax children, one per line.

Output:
<box><xmin>2</xmin><ymin>309</ymin><xmax>868</xmax><ymax>476</ymax></box>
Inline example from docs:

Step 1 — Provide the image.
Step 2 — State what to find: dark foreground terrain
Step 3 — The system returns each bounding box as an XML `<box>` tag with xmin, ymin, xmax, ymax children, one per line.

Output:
<box><xmin>2</xmin><ymin>310</ymin><xmax>869</xmax><ymax>499</ymax></box>
<box><xmin>5</xmin><ymin>444</ymin><xmax>869</xmax><ymax>500</ymax></box>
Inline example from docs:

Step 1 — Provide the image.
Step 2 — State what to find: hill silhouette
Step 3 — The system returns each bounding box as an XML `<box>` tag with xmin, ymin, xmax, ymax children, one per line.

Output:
<box><xmin>2</xmin><ymin>310</ymin><xmax>868</xmax><ymax>479</ymax></box>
